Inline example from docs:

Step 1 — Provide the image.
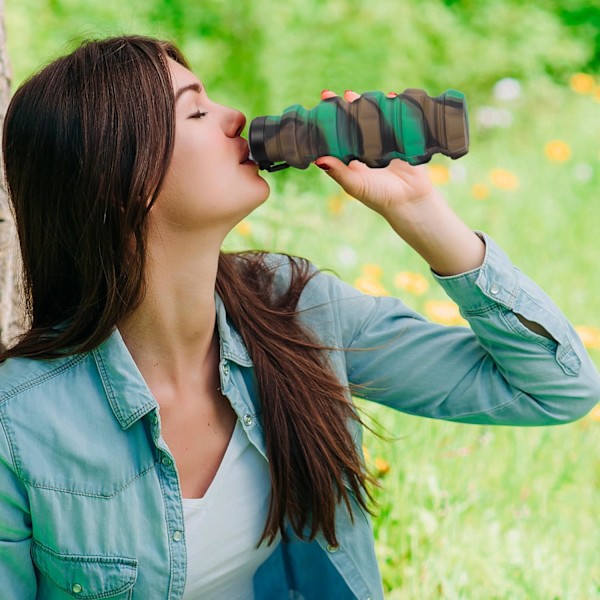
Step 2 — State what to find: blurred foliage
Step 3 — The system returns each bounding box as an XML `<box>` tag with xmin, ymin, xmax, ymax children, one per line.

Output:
<box><xmin>6</xmin><ymin>0</ymin><xmax>599</xmax><ymax>106</ymax></box>
<box><xmin>4</xmin><ymin>3</ymin><xmax>600</xmax><ymax>597</ymax></box>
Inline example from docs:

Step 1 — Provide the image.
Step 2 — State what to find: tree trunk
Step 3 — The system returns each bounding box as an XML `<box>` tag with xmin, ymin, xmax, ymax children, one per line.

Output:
<box><xmin>0</xmin><ymin>0</ymin><xmax>23</xmax><ymax>350</ymax></box>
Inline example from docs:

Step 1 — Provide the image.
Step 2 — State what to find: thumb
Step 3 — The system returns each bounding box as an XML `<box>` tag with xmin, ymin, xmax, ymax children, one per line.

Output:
<box><xmin>314</xmin><ymin>156</ymin><xmax>366</xmax><ymax>197</ymax></box>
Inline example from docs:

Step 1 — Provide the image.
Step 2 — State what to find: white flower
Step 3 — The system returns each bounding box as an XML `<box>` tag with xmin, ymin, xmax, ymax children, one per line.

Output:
<box><xmin>336</xmin><ymin>245</ymin><xmax>357</xmax><ymax>266</ymax></box>
<box><xmin>493</xmin><ymin>77</ymin><xmax>522</xmax><ymax>101</ymax></box>
<box><xmin>450</xmin><ymin>163</ymin><xmax>467</xmax><ymax>183</ymax></box>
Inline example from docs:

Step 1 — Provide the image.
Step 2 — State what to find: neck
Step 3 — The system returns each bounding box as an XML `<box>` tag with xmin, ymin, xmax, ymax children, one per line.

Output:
<box><xmin>118</xmin><ymin>225</ymin><xmax>225</xmax><ymax>389</ymax></box>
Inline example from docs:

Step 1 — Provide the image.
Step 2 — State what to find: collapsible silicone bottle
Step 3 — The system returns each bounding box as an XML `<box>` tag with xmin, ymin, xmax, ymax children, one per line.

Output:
<box><xmin>248</xmin><ymin>89</ymin><xmax>469</xmax><ymax>172</ymax></box>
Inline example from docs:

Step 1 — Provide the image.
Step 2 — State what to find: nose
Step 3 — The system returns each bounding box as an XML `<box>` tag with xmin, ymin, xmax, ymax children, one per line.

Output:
<box><xmin>225</xmin><ymin>108</ymin><xmax>246</xmax><ymax>138</ymax></box>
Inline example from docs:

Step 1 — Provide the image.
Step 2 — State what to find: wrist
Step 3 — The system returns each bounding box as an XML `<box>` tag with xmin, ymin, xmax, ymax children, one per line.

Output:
<box><xmin>381</xmin><ymin>189</ymin><xmax>448</xmax><ymax>239</ymax></box>
<box><xmin>383</xmin><ymin>192</ymin><xmax>486</xmax><ymax>276</ymax></box>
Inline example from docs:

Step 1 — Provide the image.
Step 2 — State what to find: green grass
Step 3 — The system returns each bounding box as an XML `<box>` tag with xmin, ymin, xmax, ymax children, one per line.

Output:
<box><xmin>362</xmin><ymin>407</ymin><xmax>600</xmax><ymax>599</ymax></box>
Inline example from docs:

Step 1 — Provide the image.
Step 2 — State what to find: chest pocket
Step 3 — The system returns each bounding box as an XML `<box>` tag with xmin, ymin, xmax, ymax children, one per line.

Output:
<box><xmin>31</xmin><ymin>541</ymin><xmax>138</xmax><ymax>599</ymax></box>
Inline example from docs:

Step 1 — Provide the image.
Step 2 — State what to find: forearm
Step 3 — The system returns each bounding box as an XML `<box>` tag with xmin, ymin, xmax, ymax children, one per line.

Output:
<box><xmin>382</xmin><ymin>189</ymin><xmax>556</xmax><ymax>340</ymax></box>
<box><xmin>381</xmin><ymin>188</ymin><xmax>485</xmax><ymax>277</ymax></box>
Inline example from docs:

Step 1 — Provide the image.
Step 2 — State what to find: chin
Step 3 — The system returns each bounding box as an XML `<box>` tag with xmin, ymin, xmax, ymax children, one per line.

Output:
<box><xmin>251</xmin><ymin>177</ymin><xmax>271</xmax><ymax>204</ymax></box>
<box><xmin>229</xmin><ymin>182</ymin><xmax>270</xmax><ymax>226</ymax></box>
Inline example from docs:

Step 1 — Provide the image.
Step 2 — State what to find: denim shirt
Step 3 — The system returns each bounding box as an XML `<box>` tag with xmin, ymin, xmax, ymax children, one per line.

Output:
<box><xmin>0</xmin><ymin>233</ymin><xmax>598</xmax><ymax>600</ymax></box>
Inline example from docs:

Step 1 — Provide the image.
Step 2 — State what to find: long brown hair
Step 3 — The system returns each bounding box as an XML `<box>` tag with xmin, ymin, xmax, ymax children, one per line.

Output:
<box><xmin>1</xmin><ymin>35</ymin><xmax>375</xmax><ymax>546</ymax></box>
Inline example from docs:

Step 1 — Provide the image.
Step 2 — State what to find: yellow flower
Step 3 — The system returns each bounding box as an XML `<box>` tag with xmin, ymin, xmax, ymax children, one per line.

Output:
<box><xmin>362</xmin><ymin>445</ymin><xmax>371</xmax><ymax>463</ymax></box>
<box><xmin>328</xmin><ymin>194</ymin><xmax>346</xmax><ymax>216</ymax></box>
<box><xmin>589</xmin><ymin>404</ymin><xmax>600</xmax><ymax>422</ymax></box>
<box><xmin>234</xmin><ymin>220</ymin><xmax>252</xmax><ymax>237</ymax></box>
<box><xmin>354</xmin><ymin>276</ymin><xmax>390</xmax><ymax>296</ymax></box>
<box><xmin>361</xmin><ymin>264</ymin><xmax>384</xmax><ymax>280</ymax></box>
<box><xmin>425</xmin><ymin>300</ymin><xmax>468</xmax><ymax>326</ymax></box>
<box><xmin>373</xmin><ymin>457</ymin><xmax>390</xmax><ymax>475</ymax></box>
<box><xmin>471</xmin><ymin>183</ymin><xmax>491</xmax><ymax>200</ymax></box>
<box><xmin>393</xmin><ymin>271</ymin><xmax>429</xmax><ymax>295</ymax></box>
<box><xmin>575</xmin><ymin>326</ymin><xmax>600</xmax><ymax>350</ymax></box>
<box><xmin>428</xmin><ymin>164</ymin><xmax>451</xmax><ymax>185</ymax></box>
<box><xmin>489</xmin><ymin>168</ymin><xmax>519</xmax><ymax>191</ymax></box>
<box><xmin>544</xmin><ymin>140</ymin><xmax>571</xmax><ymax>162</ymax></box>
<box><xmin>569</xmin><ymin>73</ymin><xmax>595</xmax><ymax>94</ymax></box>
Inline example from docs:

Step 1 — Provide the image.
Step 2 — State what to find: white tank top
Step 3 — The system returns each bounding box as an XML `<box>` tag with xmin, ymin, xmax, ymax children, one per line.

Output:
<box><xmin>181</xmin><ymin>419</ymin><xmax>281</xmax><ymax>599</ymax></box>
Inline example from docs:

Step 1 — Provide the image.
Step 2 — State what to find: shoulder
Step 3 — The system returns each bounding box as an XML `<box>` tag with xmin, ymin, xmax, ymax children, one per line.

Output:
<box><xmin>0</xmin><ymin>353</ymin><xmax>83</xmax><ymax>396</ymax></box>
<box><xmin>236</xmin><ymin>251</ymin><xmax>352</xmax><ymax>303</ymax></box>
<box><xmin>228</xmin><ymin>251</ymin><xmax>410</xmax><ymax>346</ymax></box>
<box><xmin>0</xmin><ymin>350</ymin><xmax>107</xmax><ymax>477</ymax></box>
<box><xmin>0</xmin><ymin>352</ymin><xmax>94</xmax><ymax>421</ymax></box>
<box><xmin>258</xmin><ymin>252</ymin><xmax>387</xmax><ymax>344</ymax></box>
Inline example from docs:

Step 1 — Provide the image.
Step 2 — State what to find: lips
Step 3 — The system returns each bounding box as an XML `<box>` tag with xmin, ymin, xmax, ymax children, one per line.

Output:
<box><xmin>239</xmin><ymin>141</ymin><xmax>250</xmax><ymax>163</ymax></box>
<box><xmin>239</xmin><ymin>140</ymin><xmax>257</xmax><ymax>164</ymax></box>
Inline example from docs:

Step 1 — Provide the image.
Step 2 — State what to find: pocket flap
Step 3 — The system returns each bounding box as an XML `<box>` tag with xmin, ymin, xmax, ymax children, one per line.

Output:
<box><xmin>31</xmin><ymin>540</ymin><xmax>137</xmax><ymax>598</ymax></box>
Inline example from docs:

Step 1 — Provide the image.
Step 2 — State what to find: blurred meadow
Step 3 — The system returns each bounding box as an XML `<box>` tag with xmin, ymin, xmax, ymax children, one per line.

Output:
<box><xmin>6</xmin><ymin>1</ymin><xmax>600</xmax><ymax>598</ymax></box>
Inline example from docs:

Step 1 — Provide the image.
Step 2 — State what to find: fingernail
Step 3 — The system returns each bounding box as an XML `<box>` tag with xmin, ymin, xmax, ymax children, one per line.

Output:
<box><xmin>315</xmin><ymin>161</ymin><xmax>331</xmax><ymax>171</ymax></box>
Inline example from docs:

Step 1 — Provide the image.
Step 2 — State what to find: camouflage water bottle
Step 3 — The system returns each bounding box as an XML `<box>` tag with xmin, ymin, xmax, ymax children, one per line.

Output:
<box><xmin>248</xmin><ymin>89</ymin><xmax>469</xmax><ymax>172</ymax></box>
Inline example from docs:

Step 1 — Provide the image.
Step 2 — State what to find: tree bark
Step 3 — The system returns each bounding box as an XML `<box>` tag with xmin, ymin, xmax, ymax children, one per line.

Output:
<box><xmin>0</xmin><ymin>0</ymin><xmax>24</xmax><ymax>350</ymax></box>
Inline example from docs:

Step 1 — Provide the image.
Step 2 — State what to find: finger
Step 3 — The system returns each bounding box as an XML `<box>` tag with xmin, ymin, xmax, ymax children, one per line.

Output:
<box><xmin>386</xmin><ymin>91</ymin><xmax>398</xmax><ymax>98</ymax></box>
<box><xmin>313</xmin><ymin>156</ymin><xmax>364</xmax><ymax>195</ymax></box>
<box><xmin>343</xmin><ymin>89</ymin><xmax>361</xmax><ymax>103</ymax></box>
<box><xmin>321</xmin><ymin>89</ymin><xmax>337</xmax><ymax>100</ymax></box>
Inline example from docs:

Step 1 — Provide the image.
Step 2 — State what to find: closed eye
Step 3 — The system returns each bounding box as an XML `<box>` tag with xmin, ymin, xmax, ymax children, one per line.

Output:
<box><xmin>190</xmin><ymin>110</ymin><xmax>208</xmax><ymax>119</ymax></box>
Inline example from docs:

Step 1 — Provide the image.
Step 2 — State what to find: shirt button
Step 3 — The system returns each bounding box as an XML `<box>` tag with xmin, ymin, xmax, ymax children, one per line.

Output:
<box><xmin>161</xmin><ymin>455</ymin><xmax>173</xmax><ymax>467</ymax></box>
<box><xmin>72</xmin><ymin>583</ymin><xmax>83</xmax><ymax>594</ymax></box>
<box><xmin>243</xmin><ymin>415</ymin><xmax>254</xmax><ymax>427</ymax></box>
<box><xmin>326</xmin><ymin>543</ymin><xmax>339</xmax><ymax>553</ymax></box>
<box><xmin>173</xmin><ymin>530</ymin><xmax>183</xmax><ymax>542</ymax></box>
<box><xmin>490</xmin><ymin>283</ymin><xmax>500</xmax><ymax>295</ymax></box>
<box><xmin>222</xmin><ymin>362</ymin><xmax>230</xmax><ymax>375</ymax></box>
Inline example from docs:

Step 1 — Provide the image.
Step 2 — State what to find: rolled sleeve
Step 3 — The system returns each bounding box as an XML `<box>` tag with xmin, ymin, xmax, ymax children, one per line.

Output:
<box><xmin>433</xmin><ymin>232</ymin><xmax>581</xmax><ymax>376</ymax></box>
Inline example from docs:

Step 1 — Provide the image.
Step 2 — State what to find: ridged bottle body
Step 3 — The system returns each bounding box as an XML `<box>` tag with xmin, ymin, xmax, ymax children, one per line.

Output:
<box><xmin>249</xmin><ymin>89</ymin><xmax>469</xmax><ymax>172</ymax></box>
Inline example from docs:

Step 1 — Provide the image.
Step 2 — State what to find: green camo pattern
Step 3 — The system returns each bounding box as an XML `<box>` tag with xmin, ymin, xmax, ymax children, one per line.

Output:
<box><xmin>249</xmin><ymin>89</ymin><xmax>469</xmax><ymax>171</ymax></box>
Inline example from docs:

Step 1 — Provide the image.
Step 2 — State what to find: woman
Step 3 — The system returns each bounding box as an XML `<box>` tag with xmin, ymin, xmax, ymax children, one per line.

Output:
<box><xmin>0</xmin><ymin>35</ymin><xmax>598</xmax><ymax>600</ymax></box>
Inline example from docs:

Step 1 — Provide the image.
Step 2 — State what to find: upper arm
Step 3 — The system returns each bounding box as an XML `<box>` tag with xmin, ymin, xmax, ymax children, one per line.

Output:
<box><xmin>344</xmin><ymin>294</ymin><xmax>520</xmax><ymax>422</ymax></box>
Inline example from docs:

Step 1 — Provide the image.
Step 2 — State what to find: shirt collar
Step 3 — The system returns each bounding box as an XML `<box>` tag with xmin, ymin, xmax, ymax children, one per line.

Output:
<box><xmin>92</xmin><ymin>329</ymin><xmax>157</xmax><ymax>430</ymax></box>
<box><xmin>214</xmin><ymin>291</ymin><xmax>253</xmax><ymax>367</ymax></box>
<box><xmin>93</xmin><ymin>292</ymin><xmax>253</xmax><ymax>430</ymax></box>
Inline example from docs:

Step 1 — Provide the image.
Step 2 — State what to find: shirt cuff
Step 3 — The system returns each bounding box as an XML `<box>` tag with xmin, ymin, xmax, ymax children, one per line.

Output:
<box><xmin>430</xmin><ymin>231</ymin><xmax>520</xmax><ymax>315</ymax></box>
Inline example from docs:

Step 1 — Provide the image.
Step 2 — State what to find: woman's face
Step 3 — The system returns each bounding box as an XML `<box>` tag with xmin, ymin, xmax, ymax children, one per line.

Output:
<box><xmin>151</xmin><ymin>58</ymin><xmax>270</xmax><ymax>235</ymax></box>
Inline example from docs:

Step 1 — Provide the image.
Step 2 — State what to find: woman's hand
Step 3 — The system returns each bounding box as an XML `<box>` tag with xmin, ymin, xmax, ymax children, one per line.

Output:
<box><xmin>315</xmin><ymin>89</ymin><xmax>437</xmax><ymax>218</ymax></box>
<box><xmin>316</xmin><ymin>89</ymin><xmax>485</xmax><ymax>277</ymax></box>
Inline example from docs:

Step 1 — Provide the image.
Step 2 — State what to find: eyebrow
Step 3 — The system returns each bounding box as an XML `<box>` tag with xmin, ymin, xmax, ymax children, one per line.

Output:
<box><xmin>174</xmin><ymin>82</ymin><xmax>203</xmax><ymax>103</ymax></box>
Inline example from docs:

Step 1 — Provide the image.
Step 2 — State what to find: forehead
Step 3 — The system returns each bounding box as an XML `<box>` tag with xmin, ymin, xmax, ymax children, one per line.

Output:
<box><xmin>167</xmin><ymin>57</ymin><xmax>199</xmax><ymax>92</ymax></box>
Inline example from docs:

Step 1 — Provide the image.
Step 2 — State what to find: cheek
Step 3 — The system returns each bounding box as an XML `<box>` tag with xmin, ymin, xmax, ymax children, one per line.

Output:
<box><xmin>165</xmin><ymin>140</ymin><xmax>221</xmax><ymax>198</ymax></box>
<box><xmin>172</xmin><ymin>134</ymin><xmax>215</xmax><ymax>179</ymax></box>
<box><xmin>155</xmin><ymin>153</ymin><xmax>236</xmax><ymax>224</ymax></box>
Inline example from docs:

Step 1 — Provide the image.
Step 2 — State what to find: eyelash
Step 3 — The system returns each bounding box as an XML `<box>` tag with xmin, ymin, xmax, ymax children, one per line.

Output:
<box><xmin>190</xmin><ymin>110</ymin><xmax>208</xmax><ymax>119</ymax></box>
